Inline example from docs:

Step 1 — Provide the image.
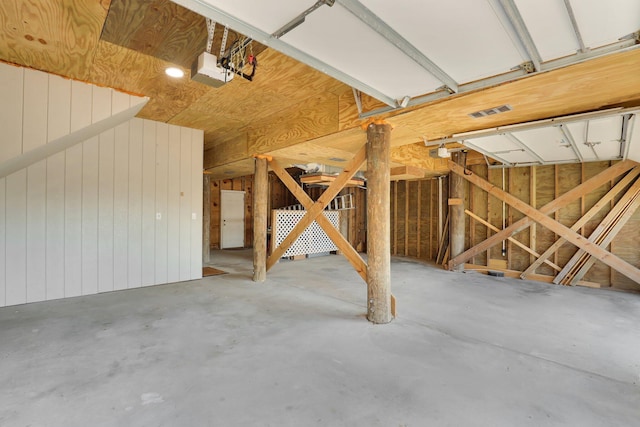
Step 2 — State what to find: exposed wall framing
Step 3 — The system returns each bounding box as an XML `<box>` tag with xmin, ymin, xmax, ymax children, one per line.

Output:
<box><xmin>390</xmin><ymin>177</ymin><xmax>449</xmax><ymax>262</ymax></box>
<box><xmin>391</xmin><ymin>161</ymin><xmax>640</xmax><ymax>291</ymax></box>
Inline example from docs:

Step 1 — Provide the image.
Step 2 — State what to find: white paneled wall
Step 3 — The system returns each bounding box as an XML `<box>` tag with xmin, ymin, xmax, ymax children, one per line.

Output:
<box><xmin>0</xmin><ymin>63</ymin><xmax>147</xmax><ymax>179</ymax></box>
<box><xmin>0</xmin><ymin>63</ymin><xmax>203</xmax><ymax>307</ymax></box>
<box><xmin>0</xmin><ymin>118</ymin><xmax>203</xmax><ymax>307</ymax></box>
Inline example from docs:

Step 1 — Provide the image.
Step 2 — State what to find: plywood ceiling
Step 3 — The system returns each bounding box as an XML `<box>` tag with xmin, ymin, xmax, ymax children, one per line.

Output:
<box><xmin>0</xmin><ymin>0</ymin><xmax>639</xmax><ymax>181</ymax></box>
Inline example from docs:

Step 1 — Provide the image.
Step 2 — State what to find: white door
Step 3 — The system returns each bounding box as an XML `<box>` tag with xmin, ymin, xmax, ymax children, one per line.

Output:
<box><xmin>221</xmin><ymin>190</ymin><xmax>245</xmax><ymax>248</ymax></box>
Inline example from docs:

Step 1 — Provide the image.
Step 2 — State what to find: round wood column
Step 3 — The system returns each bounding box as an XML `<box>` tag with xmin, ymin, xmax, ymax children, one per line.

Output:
<box><xmin>252</xmin><ymin>157</ymin><xmax>268</xmax><ymax>282</ymax></box>
<box><xmin>366</xmin><ymin>123</ymin><xmax>392</xmax><ymax>324</ymax></box>
<box><xmin>449</xmin><ymin>150</ymin><xmax>467</xmax><ymax>272</ymax></box>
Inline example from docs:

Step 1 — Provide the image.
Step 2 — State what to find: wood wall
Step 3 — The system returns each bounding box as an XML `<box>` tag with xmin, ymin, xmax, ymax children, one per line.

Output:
<box><xmin>390</xmin><ymin>178</ymin><xmax>449</xmax><ymax>261</ymax></box>
<box><xmin>391</xmin><ymin>162</ymin><xmax>640</xmax><ymax>292</ymax></box>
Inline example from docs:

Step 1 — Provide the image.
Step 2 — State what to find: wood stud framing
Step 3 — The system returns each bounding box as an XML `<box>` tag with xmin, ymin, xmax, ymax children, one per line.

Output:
<box><xmin>448</xmin><ymin>160</ymin><xmax>636</xmax><ymax>269</ymax></box>
<box><xmin>448</xmin><ymin>160</ymin><xmax>640</xmax><ymax>285</ymax></box>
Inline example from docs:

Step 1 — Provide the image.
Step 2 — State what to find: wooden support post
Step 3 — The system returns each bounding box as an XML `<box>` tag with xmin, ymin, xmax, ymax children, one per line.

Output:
<box><xmin>366</xmin><ymin>122</ymin><xmax>392</xmax><ymax>324</ymax></box>
<box><xmin>417</xmin><ymin>180</ymin><xmax>422</xmax><ymax>259</ymax></box>
<box><xmin>449</xmin><ymin>151</ymin><xmax>467</xmax><ymax>271</ymax></box>
<box><xmin>469</xmin><ymin>176</ymin><xmax>475</xmax><ymax>265</ymax></box>
<box><xmin>393</xmin><ymin>181</ymin><xmax>398</xmax><ymax>255</ymax></box>
<box><xmin>530</xmin><ymin>166</ymin><xmax>537</xmax><ymax>266</ymax></box>
<box><xmin>429</xmin><ymin>180</ymin><xmax>433</xmax><ymax>260</ymax></box>
<box><xmin>203</xmin><ymin>173</ymin><xmax>211</xmax><ymax>264</ymax></box>
<box><xmin>405</xmin><ymin>180</ymin><xmax>409</xmax><ymax>257</ymax></box>
<box><xmin>449</xmin><ymin>161</ymin><xmax>640</xmax><ymax>285</ymax></box>
<box><xmin>554</xmin><ymin>165</ymin><xmax>559</xmax><ymax>268</ymax></box>
<box><xmin>252</xmin><ymin>157</ymin><xmax>268</xmax><ymax>282</ymax></box>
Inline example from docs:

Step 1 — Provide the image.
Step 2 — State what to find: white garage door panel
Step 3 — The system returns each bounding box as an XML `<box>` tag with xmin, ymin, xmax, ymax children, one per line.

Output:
<box><xmin>515</xmin><ymin>0</ymin><xmax>579</xmax><ymax>61</ymax></box>
<box><xmin>282</xmin><ymin>3</ymin><xmax>443</xmax><ymax>99</ymax></box>
<box><xmin>362</xmin><ymin>0</ymin><xmax>525</xmax><ymax>83</ymax></box>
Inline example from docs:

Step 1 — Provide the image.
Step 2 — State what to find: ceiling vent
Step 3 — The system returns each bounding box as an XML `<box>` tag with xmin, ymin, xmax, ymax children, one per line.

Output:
<box><xmin>469</xmin><ymin>104</ymin><xmax>512</xmax><ymax>119</ymax></box>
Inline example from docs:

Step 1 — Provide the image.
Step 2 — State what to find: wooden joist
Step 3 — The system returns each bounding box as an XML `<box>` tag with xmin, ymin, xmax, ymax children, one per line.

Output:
<box><xmin>449</xmin><ymin>160</ymin><xmax>640</xmax><ymax>285</ymax></box>
<box><xmin>299</xmin><ymin>173</ymin><xmax>365</xmax><ymax>187</ymax></box>
<box><xmin>390</xmin><ymin>165</ymin><xmax>425</xmax><ymax>181</ymax></box>
<box><xmin>448</xmin><ymin>160</ymin><xmax>637</xmax><ymax>269</ymax></box>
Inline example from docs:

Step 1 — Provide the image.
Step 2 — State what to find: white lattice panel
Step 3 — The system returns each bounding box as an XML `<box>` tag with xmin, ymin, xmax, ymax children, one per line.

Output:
<box><xmin>273</xmin><ymin>210</ymin><xmax>339</xmax><ymax>257</ymax></box>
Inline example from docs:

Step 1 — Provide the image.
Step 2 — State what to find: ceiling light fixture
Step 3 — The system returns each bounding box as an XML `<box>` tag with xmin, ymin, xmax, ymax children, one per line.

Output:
<box><xmin>165</xmin><ymin>67</ymin><xmax>185</xmax><ymax>78</ymax></box>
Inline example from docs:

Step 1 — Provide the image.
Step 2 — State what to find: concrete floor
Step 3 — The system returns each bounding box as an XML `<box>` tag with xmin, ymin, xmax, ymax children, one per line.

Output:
<box><xmin>1</xmin><ymin>250</ymin><xmax>639</xmax><ymax>427</ymax></box>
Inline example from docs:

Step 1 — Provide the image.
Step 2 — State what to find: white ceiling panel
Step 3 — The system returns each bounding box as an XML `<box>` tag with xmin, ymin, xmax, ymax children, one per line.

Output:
<box><xmin>467</xmin><ymin>134</ymin><xmax>519</xmax><ymax>153</ymax></box>
<box><xmin>513</xmin><ymin>127</ymin><xmax>578</xmax><ymax>162</ymax></box>
<box><xmin>585</xmin><ymin>116</ymin><xmax>624</xmax><ymax>159</ymax></box>
<box><xmin>593</xmin><ymin>140</ymin><xmax>623</xmax><ymax>159</ymax></box>
<box><xmin>515</xmin><ymin>0</ymin><xmax>580</xmax><ymax>61</ymax></box>
<box><xmin>498</xmin><ymin>149</ymin><xmax>537</xmax><ymax>164</ymax></box>
<box><xmin>455</xmin><ymin>111</ymin><xmax>636</xmax><ymax>166</ymax></box>
<box><xmin>281</xmin><ymin>3</ymin><xmax>443</xmax><ymax>99</ymax></box>
<box><xmin>360</xmin><ymin>0</ymin><xmax>525</xmax><ymax>83</ymax></box>
<box><xmin>564</xmin><ymin>121</ymin><xmax>596</xmax><ymax>160</ymax></box>
<box><xmin>586</xmin><ymin>116</ymin><xmax>623</xmax><ymax>144</ymax></box>
<box><xmin>571</xmin><ymin>0</ymin><xmax>640</xmax><ymax>49</ymax></box>
<box><xmin>200</xmin><ymin>0</ymin><xmax>318</xmax><ymax>34</ymax></box>
<box><xmin>559</xmin><ymin>117</ymin><xmax>624</xmax><ymax>162</ymax></box>
<box><xmin>625</xmin><ymin>116</ymin><xmax>640</xmax><ymax>162</ymax></box>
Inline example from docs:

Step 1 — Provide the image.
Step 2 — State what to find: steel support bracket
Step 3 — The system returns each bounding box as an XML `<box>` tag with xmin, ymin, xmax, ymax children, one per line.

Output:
<box><xmin>436</xmin><ymin>85</ymin><xmax>456</xmax><ymax>95</ymax></box>
<box><xmin>519</xmin><ymin>61</ymin><xmax>535</xmax><ymax>73</ymax></box>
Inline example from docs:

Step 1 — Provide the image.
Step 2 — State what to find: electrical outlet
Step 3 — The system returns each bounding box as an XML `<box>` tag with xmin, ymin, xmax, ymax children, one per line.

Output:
<box><xmin>192</xmin><ymin>213</ymin><xmax>197</xmax><ymax>220</ymax></box>
<box><xmin>156</xmin><ymin>213</ymin><xmax>162</xmax><ymax>220</ymax></box>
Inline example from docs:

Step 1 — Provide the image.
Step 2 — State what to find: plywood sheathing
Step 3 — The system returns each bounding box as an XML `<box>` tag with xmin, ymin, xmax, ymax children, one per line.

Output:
<box><xmin>0</xmin><ymin>0</ymin><xmax>110</xmax><ymax>80</ymax></box>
